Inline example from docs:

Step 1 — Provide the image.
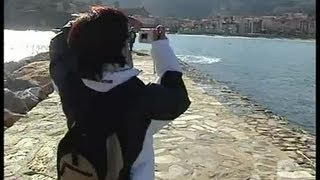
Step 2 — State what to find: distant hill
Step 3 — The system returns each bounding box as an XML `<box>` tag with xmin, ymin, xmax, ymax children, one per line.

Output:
<box><xmin>115</xmin><ymin>0</ymin><xmax>315</xmax><ymax>18</ymax></box>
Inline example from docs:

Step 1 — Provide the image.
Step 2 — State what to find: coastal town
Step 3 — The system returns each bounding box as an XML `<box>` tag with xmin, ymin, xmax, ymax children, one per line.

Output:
<box><xmin>4</xmin><ymin>0</ymin><xmax>316</xmax><ymax>39</ymax></box>
<box><xmin>130</xmin><ymin>10</ymin><xmax>316</xmax><ymax>39</ymax></box>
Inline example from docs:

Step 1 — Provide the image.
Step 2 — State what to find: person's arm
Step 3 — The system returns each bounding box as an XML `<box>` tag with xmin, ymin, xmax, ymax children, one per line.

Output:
<box><xmin>132</xmin><ymin>26</ymin><xmax>190</xmax><ymax>179</ymax></box>
<box><xmin>144</xmin><ymin>71</ymin><xmax>190</xmax><ymax>120</ymax></box>
<box><xmin>49</xmin><ymin>23</ymin><xmax>76</xmax><ymax>93</ymax></box>
<box><xmin>144</xmin><ymin>34</ymin><xmax>190</xmax><ymax>120</ymax></box>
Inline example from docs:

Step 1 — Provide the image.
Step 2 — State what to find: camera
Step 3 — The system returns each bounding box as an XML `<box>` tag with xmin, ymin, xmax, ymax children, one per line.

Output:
<box><xmin>138</xmin><ymin>28</ymin><xmax>154</xmax><ymax>44</ymax></box>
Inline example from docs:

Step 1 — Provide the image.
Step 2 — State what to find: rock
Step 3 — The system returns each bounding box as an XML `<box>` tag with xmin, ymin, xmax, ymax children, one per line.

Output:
<box><xmin>264</xmin><ymin>109</ymin><xmax>272</xmax><ymax>113</ymax></box>
<box><xmin>154</xmin><ymin>148</ymin><xmax>166</xmax><ymax>155</ymax></box>
<box><xmin>271</xmin><ymin>115</ymin><xmax>281</xmax><ymax>120</ymax></box>
<box><xmin>155</xmin><ymin>165</ymin><xmax>189</xmax><ymax>179</ymax></box>
<box><xmin>204</xmin><ymin>120</ymin><xmax>219</xmax><ymax>128</ymax></box>
<box><xmin>4</xmin><ymin>88</ymin><xmax>28</xmax><ymax>114</ymax></box>
<box><xmin>240</xmin><ymin>96</ymin><xmax>250</xmax><ymax>100</ymax></box>
<box><xmin>277</xmin><ymin>160</ymin><xmax>299</xmax><ymax>172</ymax></box>
<box><xmin>256</xmin><ymin>127</ymin><xmax>269</xmax><ymax>132</ymax></box>
<box><xmin>4</xmin><ymin>109</ymin><xmax>25</xmax><ymax>127</ymax></box>
<box><xmin>304</xmin><ymin>152</ymin><xmax>316</xmax><ymax>159</ymax></box>
<box><xmin>41</xmin><ymin>82</ymin><xmax>54</xmax><ymax>96</ymax></box>
<box><xmin>247</xmin><ymin>114</ymin><xmax>268</xmax><ymax>119</ymax></box>
<box><xmin>21</xmin><ymin>52</ymin><xmax>49</xmax><ymax>63</ymax></box>
<box><xmin>248</xmin><ymin>174</ymin><xmax>261</xmax><ymax>180</ymax></box>
<box><xmin>221</xmin><ymin>159</ymin><xmax>241</xmax><ymax>167</ymax></box>
<box><xmin>255</xmin><ymin>163</ymin><xmax>275</xmax><ymax>172</ymax></box>
<box><xmin>4</xmin><ymin>61</ymin><xmax>28</xmax><ymax>74</ymax></box>
<box><xmin>284</xmin><ymin>147</ymin><xmax>298</xmax><ymax>151</ymax></box>
<box><xmin>15</xmin><ymin>88</ymin><xmax>41</xmax><ymax>110</ymax></box>
<box><xmin>283</xmin><ymin>137</ymin><xmax>297</xmax><ymax>143</ymax></box>
<box><xmin>278</xmin><ymin>121</ymin><xmax>288</xmax><ymax>125</ymax></box>
<box><xmin>23</xmin><ymin>87</ymin><xmax>47</xmax><ymax>100</ymax></box>
<box><xmin>247</xmin><ymin>120</ymin><xmax>258</xmax><ymax>125</ymax></box>
<box><xmin>12</xmin><ymin>61</ymin><xmax>51</xmax><ymax>87</ymax></box>
<box><xmin>173</xmin><ymin>130</ymin><xmax>198</xmax><ymax>140</ymax></box>
<box><xmin>4</xmin><ymin>52</ymin><xmax>49</xmax><ymax>74</ymax></box>
<box><xmin>230</xmin><ymin>131</ymin><xmax>249</xmax><ymax>140</ymax></box>
<box><xmin>190</xmin><ymin>125</ymin><xmax>205</xmax><ymax>131</ymax></box>
<box><xmin>308</xmin><ymin>145</ymin><xmax>316</xmax><ymax>151</ymax></box>
<box><xmin>155</xmin><ymin>155</ymin><xmax>181</xmax><ymax>164</ymax></box>
<box><xmin>4</xmin><ymin>73</ymin><xmax>38</xmax><ymax>91</ymax></box>
<box><xmin>4</xmin><ymin>71</ymin><xmax>13</xmax><ymax>81</ymax></box>
<box><xmin>160</xmin><ymin>137</ymin><xmax>185</xmax><ymax>143</ymax></box>
<box><xmin>296</xmin><ymin>158</ymin><xmax>304</xmax><ymax>165</ymax></box>
<box><xmin>177</xmin><ymin>115</ymin><xmax>204</xmax><ymax>121</ymax></box>
<box><xmin>268</xmin><ymin>119</ymin><xmax>277</xmax><ymax>126</ymax></box>
<box><xmin>285</xmin><ymin>151</ymin><xmax>298</xmax><ymax>159</ymax></box>
<box><xmin>277</xmin><ymin>171</ymin><xmax>314</xmax><ymax>180</ymax></box>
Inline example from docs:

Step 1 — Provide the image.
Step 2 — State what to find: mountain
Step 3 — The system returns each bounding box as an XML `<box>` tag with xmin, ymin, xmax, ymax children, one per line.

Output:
<box><xmin>114</xmin><ymin>0</ymin><xmax>315</xmax><ymax>18</ymax></box>
<box><xmin>100</xmin><ymin>0</ymin><xmax>143</xmax><ymax>8</ymax></box>
<box><xmin>4</xmin><ymin>0</ymin><xmax>315</xmax><ymax>30</ymax></box>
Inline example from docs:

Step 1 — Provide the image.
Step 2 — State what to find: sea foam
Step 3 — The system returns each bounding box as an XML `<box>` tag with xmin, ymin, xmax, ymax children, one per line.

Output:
<box><xmin>177</xmin><ymin>55</ymin><xmax>221</xmax><ymax>64</ymax></box>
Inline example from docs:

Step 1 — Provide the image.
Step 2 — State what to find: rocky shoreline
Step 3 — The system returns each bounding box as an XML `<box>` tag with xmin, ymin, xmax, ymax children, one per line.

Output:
<box><xmin>179</xmin><ymin>60</ymin><xmax>315</xmax><ymax>133</ymax></box>
<box><xmin>177</xmin><ymin>60</ymin><xmax>316</xmax><ymax>172</ymax></box>
<box><xmin>4</xmin><ymin>52</ymin><xmax>53</xmax><ymax>129</ymax></box>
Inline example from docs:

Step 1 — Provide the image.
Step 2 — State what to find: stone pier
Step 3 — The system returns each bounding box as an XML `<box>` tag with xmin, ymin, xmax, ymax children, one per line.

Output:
<box><xmin>4</xmin><ymin>52</ymin><xmax>315</xmax><ymax>180</ymax></box>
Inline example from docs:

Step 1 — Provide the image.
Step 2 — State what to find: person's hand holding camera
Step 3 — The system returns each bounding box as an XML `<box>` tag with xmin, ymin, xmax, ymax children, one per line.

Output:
<box><xmin>152</xmin><ymin>25</ymin><xmax>168</xmax><ymax>41</ymax></box>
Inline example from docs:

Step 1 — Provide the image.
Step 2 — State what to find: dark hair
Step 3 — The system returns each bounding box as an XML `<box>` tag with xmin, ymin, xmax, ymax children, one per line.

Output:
<box><xmin>68</xmin><ymin>6</ymin><xmax>129</xmax><ymax>80</ymax></box>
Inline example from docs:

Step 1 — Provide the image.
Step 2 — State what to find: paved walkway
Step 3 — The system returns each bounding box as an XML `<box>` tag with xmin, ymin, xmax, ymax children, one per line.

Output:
<box><xmin>4</xmin><ymin>53</ymin><xmax>315</xmax><ymax>180</ymax></box>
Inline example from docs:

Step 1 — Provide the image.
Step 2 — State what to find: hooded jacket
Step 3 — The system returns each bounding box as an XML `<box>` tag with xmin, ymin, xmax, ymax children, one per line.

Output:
<box><xmin>50</xmin><ymin>32</ymin><xmax>190</xmax><ymax>179</ymax></box>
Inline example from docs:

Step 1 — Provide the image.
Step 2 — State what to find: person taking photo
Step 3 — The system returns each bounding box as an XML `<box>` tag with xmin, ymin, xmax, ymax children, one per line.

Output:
<box><xmin>49</xmin><ymin>6</ymin><xmax>190</xmax><ymax>180</ymax></box>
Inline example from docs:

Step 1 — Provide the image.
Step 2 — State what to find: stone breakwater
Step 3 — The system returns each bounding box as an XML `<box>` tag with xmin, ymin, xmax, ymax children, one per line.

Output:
<box><xmin>4</xmin><ymin>52</ymin><xmax>315</xmax><ymax>180</ymax></box>
<box><xmin>4</xmin><ymin>52</ymin><xmax>54</xmax><ymax>129</ymax></box>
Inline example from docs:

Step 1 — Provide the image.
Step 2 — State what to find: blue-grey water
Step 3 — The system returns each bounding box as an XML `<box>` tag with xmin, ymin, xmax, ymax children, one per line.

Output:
<box><xmin>136</xmin><ymin>35</ymin><xmax>316</xmax><ymax>133</ymax></box>
<box><xmin>4</xmin><ymin>30</ymin><xmax>316</xmax><ymax>133</ymax></box>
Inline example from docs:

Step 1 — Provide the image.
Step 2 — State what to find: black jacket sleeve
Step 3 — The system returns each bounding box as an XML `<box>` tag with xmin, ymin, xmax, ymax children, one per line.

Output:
<box><xmin>144</xmin><ymin>71</ymin><xmax>191</xmax><ymax>120</ymax></box>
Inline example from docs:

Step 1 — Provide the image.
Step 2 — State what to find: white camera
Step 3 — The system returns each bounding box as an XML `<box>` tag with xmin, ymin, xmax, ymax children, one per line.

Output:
<box><xmin>138</xmin><ymin>29</ymin><xmax>154</xmax><ymax>44</ymax></box>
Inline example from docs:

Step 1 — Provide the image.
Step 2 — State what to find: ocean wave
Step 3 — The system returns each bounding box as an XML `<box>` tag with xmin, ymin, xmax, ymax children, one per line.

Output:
<box><xmin>177</xmin><ymin>55</ymin><xmax>221</xmax><ymax>64</ymax></box>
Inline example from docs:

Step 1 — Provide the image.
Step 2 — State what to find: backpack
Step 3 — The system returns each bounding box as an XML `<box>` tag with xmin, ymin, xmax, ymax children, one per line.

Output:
<box><xmin>49</xmin><ymin>22</ymin><xmax>130</xmax><ymax>180</ymax></box>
